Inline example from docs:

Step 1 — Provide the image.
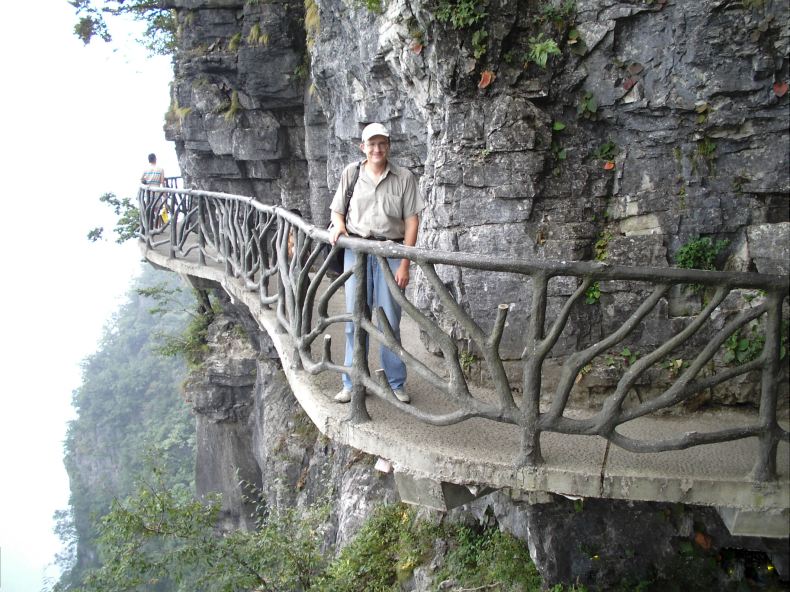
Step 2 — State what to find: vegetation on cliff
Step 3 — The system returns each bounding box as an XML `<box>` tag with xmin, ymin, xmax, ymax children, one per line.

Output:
<box><xmin>62</xmin><ymin>483</ymin><xmax>545</xmax><ymax>592</ymax></box>
<box><xmin>59</xmin><ymin>473</ymin><xmax>780</xmax><ymax>592</ymax></box>
<box><xmin>50</xmin><ymin>264</ymin><xmax>544</xmax><ymax>590</ymax></box>
<box><xmin>54</xmin><ymin>265</ymin><xmax>196</xmax><ymax>590</ymax></box>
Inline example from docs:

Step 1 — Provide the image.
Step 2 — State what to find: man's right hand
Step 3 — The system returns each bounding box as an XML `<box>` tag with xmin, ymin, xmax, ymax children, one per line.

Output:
<box><xmin>329</xmin><ymin>222</ymin><xmax>348</xmax><ymax>246</ymax></box>
<box><xmin>329</xmin><ymin>211</ymin><xmax>348</xmax><ymax>245</ymax></box>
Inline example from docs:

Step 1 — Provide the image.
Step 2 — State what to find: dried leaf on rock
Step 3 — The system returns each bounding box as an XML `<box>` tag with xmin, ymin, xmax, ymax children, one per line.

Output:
<box><xmin>694</xmin><ymin>531</ymin><xmax>712</xmax><ymax>551</ymax></box>
<box><xmin>478</xmin><ymin>70</ymin><xmax>495</xmax><ymax>89</ymax></box>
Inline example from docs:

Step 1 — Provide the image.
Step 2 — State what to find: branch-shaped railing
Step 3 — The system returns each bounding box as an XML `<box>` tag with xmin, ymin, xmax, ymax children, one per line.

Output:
<box><xmin>138</xmin><ymin>185</ymin><xmax>790</xmax><ymax>481</ymax></box>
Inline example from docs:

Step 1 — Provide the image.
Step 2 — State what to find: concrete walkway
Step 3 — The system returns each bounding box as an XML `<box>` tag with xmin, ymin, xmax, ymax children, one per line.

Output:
<box><xmin>142</xmin><ymin>243</ymin><xmax>789</xmax><ymax>538</ymax></box>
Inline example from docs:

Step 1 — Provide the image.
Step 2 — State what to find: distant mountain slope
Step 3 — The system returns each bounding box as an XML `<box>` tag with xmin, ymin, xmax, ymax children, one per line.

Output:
<box><xmin>55</xmin><ymin>265</ymin><xmax>195</xmax><ymax>589</ymax></box>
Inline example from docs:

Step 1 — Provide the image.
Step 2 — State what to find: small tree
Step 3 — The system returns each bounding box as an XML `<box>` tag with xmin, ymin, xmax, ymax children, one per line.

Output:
<box><xmin>74</xmin><ymin>468</ymin><xmax>329</xmax><ymax>592</ymax></box>
<box><xmin>87</xmin><ymin>192</ymin><xmax>140</xmax><ymax>244</ymax></box>
<box><xmin>138</xmin><ymin>283</ymin><xmax>217</xmax><ymax>367</ymax></box>
<box><xmin>70</xmin><ymin>0</ymin><xmax>177</xmax><ymax>55</ymax></box>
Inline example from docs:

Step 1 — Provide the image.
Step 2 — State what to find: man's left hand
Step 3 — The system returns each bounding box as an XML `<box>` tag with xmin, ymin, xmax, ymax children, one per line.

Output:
<box><xmin>394</xmin><ymin>264</ymin><xmax>410</xmax><ymax>289</ymax></box>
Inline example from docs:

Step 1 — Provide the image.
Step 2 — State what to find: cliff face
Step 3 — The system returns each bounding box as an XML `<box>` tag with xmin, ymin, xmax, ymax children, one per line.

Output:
<box><xmin>185</xmin><ymin>290</ymin><xmax>400</xmax><ymax>549</ymax></box>
<box><xmin>166</xmin><ymin>0</ymin><xmax>788</xmax><ymax>359</ymax></box>
<box><xmin>161</xmin><ymin>0</ymin><xmax>789</xmax><ymax>586</ymax></box>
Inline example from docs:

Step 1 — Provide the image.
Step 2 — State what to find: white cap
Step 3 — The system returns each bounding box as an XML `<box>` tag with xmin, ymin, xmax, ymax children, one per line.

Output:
<box><xmin>361</xmin><ymin>123</ymin><xmax>390</xmax><ymax>143</ymax></box>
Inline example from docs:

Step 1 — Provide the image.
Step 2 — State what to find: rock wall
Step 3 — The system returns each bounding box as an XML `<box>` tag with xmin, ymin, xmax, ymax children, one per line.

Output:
<box><xmin>186</xmin><ymin>287</ymin><xmax>400</xmax><ymax>548</ymax></box>
<box><xmin>165</xmin><ymin>0</ymin><xmax>788</xmax><ymax>396</ymax></box>
<box><xmin>461</xmin><ymin>491</ymin><xmax>789</xmax><ymax>588</ymax></box>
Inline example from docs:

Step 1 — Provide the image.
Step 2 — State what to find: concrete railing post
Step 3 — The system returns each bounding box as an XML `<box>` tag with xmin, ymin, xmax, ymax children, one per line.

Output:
<box><xmin>753</xmin><ymin>289</ymin><xmax>784</xmax><ymax>482</ymax></box>
<box><xmin>350</xmin><ymin>250</ymin><xmax>371</xmax><ymax>424</ymax></box>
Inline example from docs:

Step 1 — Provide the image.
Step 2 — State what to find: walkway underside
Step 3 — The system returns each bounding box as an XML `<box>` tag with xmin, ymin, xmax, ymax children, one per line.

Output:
<box><xmin>143</xmin><ymin>244</ymin><xmax>789</xmax><ymax>538</ymax></box>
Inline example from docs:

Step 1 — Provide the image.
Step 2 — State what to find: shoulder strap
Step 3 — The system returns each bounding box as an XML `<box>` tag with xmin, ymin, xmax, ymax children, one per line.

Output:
<box><xmin>343</xmin><ymin>161</ymin><xmax>363</xmax><ymax>213</ymax></box>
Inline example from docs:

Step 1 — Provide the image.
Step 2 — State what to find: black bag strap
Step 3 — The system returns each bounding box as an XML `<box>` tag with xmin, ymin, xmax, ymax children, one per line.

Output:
<box><xmin>343</xmin><ymin>161</ymin><xmax>363</xmax><ymax>215</ymax></box>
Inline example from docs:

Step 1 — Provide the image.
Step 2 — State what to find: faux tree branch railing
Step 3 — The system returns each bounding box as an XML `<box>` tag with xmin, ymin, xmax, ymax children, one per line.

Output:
<box><xmin>139</xmin><ymin>186</ymin><xmax>790</xmax><ymax>480</ymax></box>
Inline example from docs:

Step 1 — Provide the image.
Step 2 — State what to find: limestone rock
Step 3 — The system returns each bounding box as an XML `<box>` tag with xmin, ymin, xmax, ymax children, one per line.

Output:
<box><xmin>748</xmin><ymin>222</ymin><xmax>790</xmax><ymax>275</ymax></box>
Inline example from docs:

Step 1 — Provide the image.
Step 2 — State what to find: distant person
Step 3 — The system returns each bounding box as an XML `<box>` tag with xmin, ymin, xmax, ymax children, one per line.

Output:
<box><xmin>141</xmin><ymin>153</ymin><xmax>168</xmax><ymax>226</ymax></box>
<box><xmin>140</xmin><ymin>153</ymin><xmax>166</xmax><ymax>187</ymax></box>
<box><xmin>328</xmin><ymin>122</ymin><xmax>424</xmax><ymax>405</ymax></box>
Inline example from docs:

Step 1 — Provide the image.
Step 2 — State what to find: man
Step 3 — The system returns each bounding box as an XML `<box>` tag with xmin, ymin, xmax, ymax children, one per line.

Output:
<box><xmin>141</xmin><ymin>153</ymin><xmax>168</xmax><ymax>227</ymax></box>
<box><xmin>140</xmin><ymin>153</ymin><xmax>166</xmax><ymax>186</ymax></box>
<box><xmin>328</xmin><ymin>123</ymin><xmax>424</xmax><ymax>404</ymax></box>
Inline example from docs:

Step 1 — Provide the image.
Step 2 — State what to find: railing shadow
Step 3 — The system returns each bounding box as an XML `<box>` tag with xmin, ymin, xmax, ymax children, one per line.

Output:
<box><xmin>138</xmin><ymin>185</ymin><xmax>790</xmax><ymax>481</ymax></box>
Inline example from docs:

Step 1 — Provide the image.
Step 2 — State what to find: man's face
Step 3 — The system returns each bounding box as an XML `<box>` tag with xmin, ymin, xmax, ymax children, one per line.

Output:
<box><xmin>360</xmin><ymin>135</ymin><xmax>390</xmax><ymax>166</ymax></box>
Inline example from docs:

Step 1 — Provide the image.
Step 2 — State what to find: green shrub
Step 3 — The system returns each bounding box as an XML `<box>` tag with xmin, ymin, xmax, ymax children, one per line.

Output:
<box><xmin>723</xmin><ymin>326</ymin><xmax>764</xmax><ymax>365</ymax></box>
<box><xmin>540</xmin><ymin>0</ymin><xmax>576</xmax><ymax>24</ymax></box>
<box><xmin>436</xmin><ymin>523</ymin><xmax>542</xmax><ymax>590</ymax></box>
<box><xmin>528</xmin><ymin>33</ymin><xmax>561</xmax><ymax>68</ymax></box>
<box><xmin>472</xmin><ymin>28</ymin><xmax>488</xmax><ymax>58</ymax></box>
<box><xmin>674</xmin><ymin>236</ymin><xmax>729</xmax><ymax>271</ymax></box>
<box><xmin>321</xmin><ymin>503</ymin><xmax>439</xmax><ymax>590</ymax></box>
<box><xmin>435</xmin><ymin>0</ymin><xmax>488</xmax><ymax>29</ymax></box>
<box><xmin>577</xmin><ymin>91</ymin><xmax>599</xmax><ymax>120</ymax></box>
<box><xmin>360</xmin><ymin>0</ymin><xmax>383</xmax><ymax>13</ymax></box>
<box><xmin>146</xmin><ymin>286</ymin><xmax>219</xmax><ymax>367</ymax></box>
<box><xmin>594</xmin><ymin>231</ymin><xmax>612</xmax><ymax>261</ymax></box>
<box><xmin>459</xmin><ymin>349</ymin><xmax>478</xmax><ymax>375</ymax></box>
<box><xmin>86</xmin><ymin>192</ymin><xmax>140</xmax><ymax>244</ymax></box>
<box><xmin>155</xmin><ymin>309</ymin><xmax>212</xmax><ymax>367</ymax></box>
<box><xmin>585</xmin><ymin>281</ymin><xmax>601</xmax><ymax>304</ymax></box>
<box><xmin>593</xmin><ymin>140</ymin><xmax>617</xmax><ymax>161</ymax></box>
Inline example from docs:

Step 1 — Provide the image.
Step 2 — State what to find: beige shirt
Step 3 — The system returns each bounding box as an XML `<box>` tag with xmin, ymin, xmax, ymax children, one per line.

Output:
<box><xmin>330</xmin><ymin>160</ymin><xmax>424</xmax><ymax>239</ymax></box>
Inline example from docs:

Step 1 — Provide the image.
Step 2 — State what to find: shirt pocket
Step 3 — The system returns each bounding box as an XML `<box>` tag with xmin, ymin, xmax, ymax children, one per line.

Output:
<box><xmin>378</xmin><ymin>192</ymin><xmax>403</xmax><ymax>219</ymax></box>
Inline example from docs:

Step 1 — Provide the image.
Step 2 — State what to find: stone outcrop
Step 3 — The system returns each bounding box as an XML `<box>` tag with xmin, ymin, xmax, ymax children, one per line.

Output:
<box><xmin>186</xmin><ymin>288</ymin><xmax>399</xmax><ymax>546</ymax></box>
<box><xmin>162</xmin><ymin>0</ymin><xmax>789</xmax><ymax>586</ymax></box>
<box><xmin>459</xmin><ymin>491</ymin><xmax>790</xmax><ymax>588</ymax></box>
<box><xmin>183</xmin><ymin>302</ymin><xmax>262</xmax><ymax>531</ymax></box>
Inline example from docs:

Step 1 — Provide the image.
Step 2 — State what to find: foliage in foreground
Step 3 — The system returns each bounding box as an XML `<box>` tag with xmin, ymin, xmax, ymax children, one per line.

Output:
<box><xmin>434</xmin><ymin>522</ymin><xmax>542</xmax><ymax>590</ymax></box>
<box><xmin>66</xmin><ymin>482</ymin><xmax>543</xmax><ymax>592</ymax></box>
<box><xmin>63</xmin><ymin>461</ymin><xmax>785</xmax><ymax>592</ymax></box>
<box><xmin>76</xmin><ymin>470</ymin><xmax>329</xmax><ymax>592</ymax></box>
<box><xmin>87</xmin><ymin>192</ymin><xmax>140</xmax><ymax>244</ymax></box>
<box><xmin>66</xmin><ymin>477</ymin><xmax>790</xmax><ymax>592</ymax></box>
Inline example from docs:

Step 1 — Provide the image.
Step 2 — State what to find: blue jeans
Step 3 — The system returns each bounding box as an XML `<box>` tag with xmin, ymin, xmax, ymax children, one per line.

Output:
<box><xmin>342</xmin><ymin>248</ymin><xmax>406</xmax><ymax>391</ymax></box>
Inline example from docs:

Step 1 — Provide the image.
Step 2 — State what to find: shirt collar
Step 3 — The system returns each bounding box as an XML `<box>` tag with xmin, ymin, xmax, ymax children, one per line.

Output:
<box><xmin>362</xmin><ymin>159</ymin><xmax>395</xmax><ymax>179</ymax></box>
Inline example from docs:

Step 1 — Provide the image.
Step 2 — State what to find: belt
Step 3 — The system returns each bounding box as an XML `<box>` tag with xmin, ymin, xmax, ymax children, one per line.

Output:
<box><xmin>350</xmin><ymin>233</ymin><xmax>403</xmax><ymax>244</ymax></box>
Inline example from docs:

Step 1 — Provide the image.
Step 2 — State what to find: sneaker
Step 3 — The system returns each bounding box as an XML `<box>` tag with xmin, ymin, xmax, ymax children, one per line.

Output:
<box><xmin>333</xmin><ymin>389</ymin><xmax>352</xmax><ymax>403</ymax></box>
<box><xmin>393</xmin><ymin>388</ymin><xmax>410</xmax><ymax>404</ymax></box>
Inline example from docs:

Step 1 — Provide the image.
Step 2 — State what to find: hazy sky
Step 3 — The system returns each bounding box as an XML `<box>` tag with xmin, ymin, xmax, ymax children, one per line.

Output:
<box><xmin>0</xmin><ymin>2</ymin><xmax>179</xmax><ymax>590</ymax></box>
